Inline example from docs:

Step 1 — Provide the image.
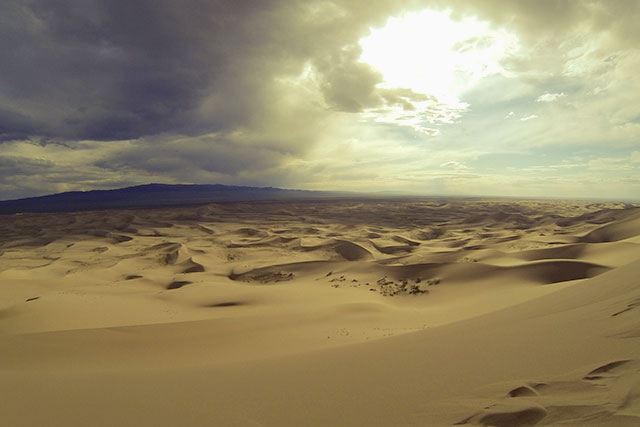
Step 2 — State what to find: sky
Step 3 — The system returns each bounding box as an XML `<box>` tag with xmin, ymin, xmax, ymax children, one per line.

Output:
<box><xmin>1</xmin><ymin>0</ymin><xmax>639</xmax><ymax>200</ymax></box>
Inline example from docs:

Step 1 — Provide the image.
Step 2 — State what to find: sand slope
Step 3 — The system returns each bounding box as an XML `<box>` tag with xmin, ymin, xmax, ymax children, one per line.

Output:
<box><xmin>1</xmin><ymin>199</ymin><xmax>639</xmax><ymax>426</ymax></box>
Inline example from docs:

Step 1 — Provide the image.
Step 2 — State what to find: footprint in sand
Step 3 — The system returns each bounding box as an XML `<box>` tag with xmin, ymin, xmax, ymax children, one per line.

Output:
<box><xmin>458</xmin><ymin>359</ymin><xmax>640</xmax><ymax>426</ymax></box>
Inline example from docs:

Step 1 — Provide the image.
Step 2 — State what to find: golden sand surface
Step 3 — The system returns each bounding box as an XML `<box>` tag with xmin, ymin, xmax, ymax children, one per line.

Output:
<box><xmin>1</xmin><ymin>199</ymin><xmax>640</xmax><ymax>426</ymax></box>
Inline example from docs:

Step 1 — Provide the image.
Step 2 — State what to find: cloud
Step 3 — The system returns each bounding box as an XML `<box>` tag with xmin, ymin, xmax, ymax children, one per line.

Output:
<box><xmin>440</xmin><ymin>161</ymin><xmax>468</xmax><ymax>170</ymax></box>
<box><xmin>100</xmin><ymin>133</ymin><xmax>295</xmax><ymax>181</ymax></box>
<box><xmin>1</xmin><ymin>1</ymin><xmax>218</xmax><ymax>141</ymax></box>
<box><xmin>0</xmin><ymin>0</ymin><xmax>407</xmax><ymax>143</ymax></box>
<box><xmin>0</xmin><ymin>139</ymin><xmax>143</xmax><ymax>199</ymax></box>
<box><xmin>1</xmin><ymin>1</ymin><xmax>639</xmax><ymax>200</ymax></box>
<box><xmin>0</xmin><ymin>0</ymin><xmax>413</xmax><ymax>198</ymax></box>
<box><xmin>358</xmin><ymin>87</ymin><xmax>467</xmax><ymax>135</ymax></box>
<box><xmin>313</xmin><ymin>45</ymin><xmax>384</xmax><ymax>112</ymax></box>
<box><xmin>537</xmin><ymin>92</ymin><xmax>566</xmax><ymax>102</ymax></box>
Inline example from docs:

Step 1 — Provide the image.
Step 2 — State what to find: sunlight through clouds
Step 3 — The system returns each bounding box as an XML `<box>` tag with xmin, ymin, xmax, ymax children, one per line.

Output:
<box><xmin>357</xmin><ymin>9</ymin><xmax>519</xmax><ymax>135</ymax></box>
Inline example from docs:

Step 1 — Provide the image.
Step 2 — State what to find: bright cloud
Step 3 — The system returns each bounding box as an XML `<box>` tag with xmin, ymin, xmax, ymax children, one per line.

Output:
<box><xmin>359</xmin><ymin>10</ymin><xmax>519</xmax><ymax>102</ymax></box>
<box><xmin>357</xmin><ymin>9</ymin><xmax>519</xmax><ymax>135</ymax></box>
<box><xmin>440</xmin><ymin>161</ymin><xmax>468</xmax><ymax>170</ymax></box>
<box><xmin>537</xmin><ymin>92</ymin><xmax>566</xmax><ymax>102</ymax></box>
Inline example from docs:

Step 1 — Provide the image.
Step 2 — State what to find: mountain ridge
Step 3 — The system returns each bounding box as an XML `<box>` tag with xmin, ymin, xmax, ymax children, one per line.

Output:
<box><xmin>0</xmin><ymin>183</ymin><xmax>347</xmax><ymax>214</ymax></box>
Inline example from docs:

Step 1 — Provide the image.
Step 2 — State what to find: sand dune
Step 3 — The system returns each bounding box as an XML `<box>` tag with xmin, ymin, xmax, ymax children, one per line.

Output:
<box><xmin>1</xmin><ymin>199</ymin><xmax>639</xmax><ymax>426</ymax></box>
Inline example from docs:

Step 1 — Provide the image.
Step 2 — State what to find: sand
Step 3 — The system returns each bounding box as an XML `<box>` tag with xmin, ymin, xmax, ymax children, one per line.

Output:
<box><xmin>1</xmin><ymin>198</ymin><xmax>639</xmax><ymax>426</ymax></box>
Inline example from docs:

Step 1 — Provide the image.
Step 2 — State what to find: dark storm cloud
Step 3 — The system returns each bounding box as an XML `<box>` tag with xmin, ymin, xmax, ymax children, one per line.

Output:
<box><xmin>0</xmin><ymin>0</ymin><xmax>411</xmax><ymax>142</ymax></box>
<box><xmin>0</xmin><ymin>108</ymin><xmax>40</xmax><ymax>140</ymax></box>
<box><xmin>2</xmin><ymin>0</ymin><xmax>311</xmax><ymax>141</ymax></box>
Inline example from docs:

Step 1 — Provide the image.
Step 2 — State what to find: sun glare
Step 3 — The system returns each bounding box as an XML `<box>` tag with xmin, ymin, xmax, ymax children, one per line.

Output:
<box><xmin>359</xmin><ymin>10</ymin><xmax>519</xmax><ymax>103</ymax></box>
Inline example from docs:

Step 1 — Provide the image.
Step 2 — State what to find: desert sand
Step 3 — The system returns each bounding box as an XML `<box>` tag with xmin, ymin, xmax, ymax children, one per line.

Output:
<box><xmin>1</xmin><ymin>198</ymin><xmax>640</xmax><ymax>426</ymax></box>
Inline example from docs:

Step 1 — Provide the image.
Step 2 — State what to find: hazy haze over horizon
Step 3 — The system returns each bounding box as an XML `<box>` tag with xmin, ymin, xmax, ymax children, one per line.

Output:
<box><xmin>1</xmin><ymin>0</ymin><xmax>639</xmax><ymax>200</ymax></box>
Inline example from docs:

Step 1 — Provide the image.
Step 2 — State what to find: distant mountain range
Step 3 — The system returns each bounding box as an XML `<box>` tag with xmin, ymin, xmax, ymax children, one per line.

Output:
<box><xmin>0</xmin><ymin>183</ymin><xmax>351</xmax><ymax>214</ymax></box>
